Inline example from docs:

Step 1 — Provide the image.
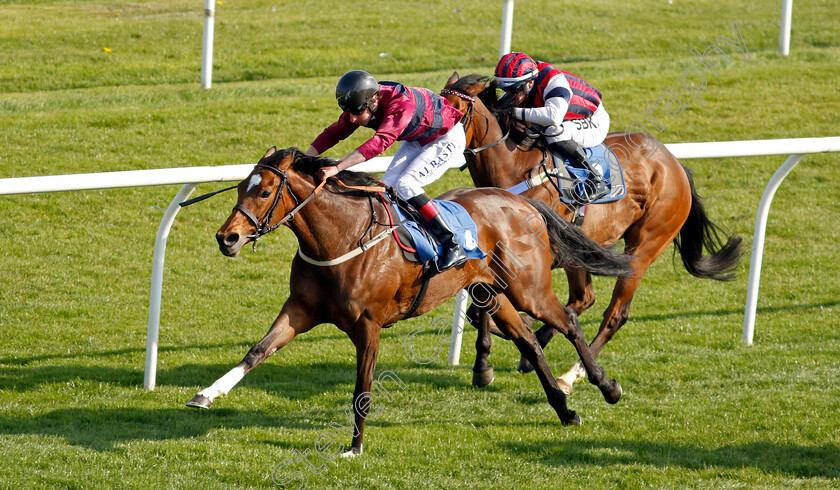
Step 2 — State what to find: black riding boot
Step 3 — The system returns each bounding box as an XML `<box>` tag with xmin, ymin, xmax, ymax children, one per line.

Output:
<box><xmin>549</xmin><ymin>140</ymin><xmax>608</xmax><ymax>204</ymax></box>
<box><xmin>408</xmin><ymin>194</ymin><xmax>468</xmax><ymax>271</ymax></box>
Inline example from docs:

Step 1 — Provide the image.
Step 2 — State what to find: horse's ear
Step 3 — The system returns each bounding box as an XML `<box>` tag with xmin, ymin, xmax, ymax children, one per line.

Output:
<box><xmin>261</xmin><ymin>146</ymin><xmax>277</xmax><ymax>161</ymax></box>
<box><xmin>445</xmin><ymin>72</ymin><xmax>459</xmax><ymax>88</ymax></box>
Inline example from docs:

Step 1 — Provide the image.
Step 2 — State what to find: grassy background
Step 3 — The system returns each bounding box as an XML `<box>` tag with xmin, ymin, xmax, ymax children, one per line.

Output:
<box><xmin>1</xmin><ymin>0</ymin><xmax>839</xmax><ymax>488</ymax></box>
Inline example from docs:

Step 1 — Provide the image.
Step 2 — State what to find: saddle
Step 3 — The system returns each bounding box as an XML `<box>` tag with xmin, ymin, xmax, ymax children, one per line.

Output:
<box><xmin>381</xmin><ymin>190</ymin><xmax>486</xmax><ymax>266</ymax></box>
<box><xmin>506</xmin><ymin>134</ymin><xmax>627</xmax><ymax>206</ymax></box>
<box><xmin>377</xmin><ymin>190</ymin><xmax>487</xmax><ymax>325</ymax></box>
<box><xmin>547</xmin><ymin>144</ymin><xmax>626</xmax><ymax>205</ymax></box>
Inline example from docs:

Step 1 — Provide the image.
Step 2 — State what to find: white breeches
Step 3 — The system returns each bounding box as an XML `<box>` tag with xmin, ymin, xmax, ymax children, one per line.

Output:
<box><xmin>381</xmin><ymin>123</ymin><xmax>467</xmax><ymax>199</ymax></box>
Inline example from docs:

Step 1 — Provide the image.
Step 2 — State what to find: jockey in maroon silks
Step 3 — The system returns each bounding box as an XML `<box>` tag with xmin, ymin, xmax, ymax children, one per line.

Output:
<box><xmin>306</xmin><ymin>70</ymin><xmax>468</xmax><ymax>270</ymax></box>
<box><xmin>494</xmin><ymin>52</ymin><xmax>611</xmax><ymax>203</ymax></box>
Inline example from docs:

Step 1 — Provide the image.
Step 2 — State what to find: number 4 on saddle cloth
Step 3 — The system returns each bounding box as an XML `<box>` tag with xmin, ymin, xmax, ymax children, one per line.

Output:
<box><xmin>386</xmin><ymin>197</ymin><xmax>487</xmax><ymax>267</ymax></box>
<box><xmin>505</xmin><ymin>143</ymin><xmax>627</xmax><ymax>205</ymax></box>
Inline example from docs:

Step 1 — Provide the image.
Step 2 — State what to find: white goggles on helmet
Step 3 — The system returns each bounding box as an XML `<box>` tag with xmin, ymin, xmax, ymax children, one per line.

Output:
<box><xmin>494</xmin><ymin>70</ymin><xmax>538</xmax><ymax>89</ymax></box>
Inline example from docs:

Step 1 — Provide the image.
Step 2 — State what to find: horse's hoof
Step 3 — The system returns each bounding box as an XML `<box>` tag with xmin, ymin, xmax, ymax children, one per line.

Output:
<box><xmin>472</xmin><ymin>367</ymin><xmax>495</xmax><ymax>388</ymax></box>
<box><xmin>604</xmin><ymin>380</ymin><xmax>623</xmax><ymax>405</ymax></box>
<box><xmin>517</xmin><ymin>356</ymin><xmax>534</xmax><ymax>374</ymax></box>
<box><xmin>556</xmin><ymin>378</ymin><xmax>574</xmax><ymax>395</ymax></box>
<box><xmin>562</xmin><ymin>412</ymin><xmax>582</xmax><ymax>426</ymax></box>
<box><xmin>186</xmin><ymin>394</ymin><xmax>213</xmax><ymax>409</ymax></box>
<box><xmin>340</xmin><ymin>446</ymin><xmax>362</xmax><ymax>458</ymax></box>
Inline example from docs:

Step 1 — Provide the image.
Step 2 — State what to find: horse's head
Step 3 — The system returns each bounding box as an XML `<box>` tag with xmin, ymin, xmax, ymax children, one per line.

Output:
<box><xmin>216</xmin><ymin>147</ymin><xmax>298</xmax><ymax>257</ymax></box>
<box><xmin>444</xmin><ymin>71</ymin><xmax>488</xmax><ymax>98</ymax></box>
<box><xmin>442</xmin><ymin>72</ymin><xmax>512</xmax><ymax>150</ymax></box>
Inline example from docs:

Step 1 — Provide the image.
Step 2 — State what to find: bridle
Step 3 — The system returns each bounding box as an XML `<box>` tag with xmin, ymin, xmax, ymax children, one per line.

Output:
<box><xmin>233</xmin><ymin>162</ymin><xmax>388</xmax><ymax>253</ymax></box>
<box><xmin>234</xmin><ymin>163</ymin><xmax>324</xmax><ymax>252</ymax></box>
<box><xmin>441</xmin><ymin>88</ymin><xmax>509</xmax><ymax>157</ymax></box>
<box><xmin>184</xmin><ymin>152</ymin><xmax>393</xmax><ymax>256</ymax></box>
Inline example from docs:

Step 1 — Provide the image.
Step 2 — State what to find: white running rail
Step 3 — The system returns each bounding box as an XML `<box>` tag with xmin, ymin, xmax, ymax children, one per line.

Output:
<box><xmin>1</xmin><ymin>137</ymin><xmax>838</xmax><ymax>389</ymax></box>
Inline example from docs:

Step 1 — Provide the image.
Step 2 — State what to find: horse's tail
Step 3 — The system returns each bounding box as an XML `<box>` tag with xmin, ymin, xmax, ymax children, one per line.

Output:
<box><xmin>673</xmin><ymin>165</ymin><xmax>743</xmax><ymax>281</ymax></box>
<box><xmin>522</xmin><ymin>197</ymin><xmax>634</xmax><ymax>278</ymax></box>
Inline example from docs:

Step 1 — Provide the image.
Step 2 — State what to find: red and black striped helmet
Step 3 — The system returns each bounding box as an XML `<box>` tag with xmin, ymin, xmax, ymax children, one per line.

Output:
<box><xmin>494</xmin><ymin>52</ymin><xmax>539</xmax><ymax>89</ymax></box>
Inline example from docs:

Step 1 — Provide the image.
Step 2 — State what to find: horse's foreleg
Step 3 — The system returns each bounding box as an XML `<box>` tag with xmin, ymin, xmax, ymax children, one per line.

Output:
<box><xmin>589</xmin><ymin>275</ymin><xmax>640</xmax><ymax>358</ymax></box>
<box><xmin>492</xmin><ymin>295</ymin><xmax>580</xmax><ymax>425</ymax></box>
<box><xmin>341</xmin><ymin>321</ymin><xmax>381</xmax><ymax>457</ymax></box>
<box><xmin>187</xmin><ymin>299</ymin><xmax>316</xmax><ymax>409</ymax></box>
<box><xmin>470</xmin><ymin>307</ymin><xmax>495</xmax><ymax>388</ymax></box>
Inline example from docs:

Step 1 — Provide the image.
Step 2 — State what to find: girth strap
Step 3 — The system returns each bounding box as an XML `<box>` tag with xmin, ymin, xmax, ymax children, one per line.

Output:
<box><xmin>402</xmin><ymin>264</ymin><xmax>435</xmax><ymax>320</ymax></box>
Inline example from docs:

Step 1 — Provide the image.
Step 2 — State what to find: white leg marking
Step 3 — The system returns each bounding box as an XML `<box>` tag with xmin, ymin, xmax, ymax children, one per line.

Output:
<box><xmin>557</xmin><ymin>360</ymin><xmax>587</xmax><ymax>394</ymax></box>
<box><xmin>570</xmin><ymin>360</ymin><xmax>586</xmax><ymax>383</ymax></box>
<box><xmin>197</xmin><ymin>365</ymin><xmax>247</xmax><ymax>400</ymax></box>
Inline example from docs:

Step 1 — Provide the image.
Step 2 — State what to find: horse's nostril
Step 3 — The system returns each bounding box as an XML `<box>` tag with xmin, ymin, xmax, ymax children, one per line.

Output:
<box><xmin>216</xmin><ymin>233</ymin><xmax>239</xmax><ymax>248</ymax></box>
<box><xmin>217</xmin><ymin>233</ymin><xmax>239</xmax><ymax>246</ymax></box>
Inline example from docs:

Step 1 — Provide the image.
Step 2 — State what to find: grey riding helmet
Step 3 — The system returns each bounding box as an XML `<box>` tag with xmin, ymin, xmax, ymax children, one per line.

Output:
<box><xmin>335</xmin><ymin>70</ymin><xmax>380</xmax><ymax>114</ymax></box>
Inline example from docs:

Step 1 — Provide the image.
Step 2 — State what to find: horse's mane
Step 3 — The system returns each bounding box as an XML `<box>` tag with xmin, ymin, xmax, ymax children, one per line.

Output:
<box><xmin>447</xmin><ymin>74</ymin><xmax>518</xmax><ymax>130</ymax></box>
<box><xmin>265</xmin><ymin>147</ymin><xmax>384</xmax><ymax>196</ymax></box>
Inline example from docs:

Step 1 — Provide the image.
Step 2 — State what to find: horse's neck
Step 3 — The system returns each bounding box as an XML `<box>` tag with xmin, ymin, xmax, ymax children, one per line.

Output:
<box><xmin>286</xmin><ymin>173</ymin><xmax>374</xmax><ymax>259</ymax></box>
<box><xmin>470</xmin><ymin>140</ymin><xmax>537</xmax><ymax>189</ymax></box>
<box><xmin>468</xmin><ymin>105</ymin><xmax>541</xmax><ymax>189</ymax></box>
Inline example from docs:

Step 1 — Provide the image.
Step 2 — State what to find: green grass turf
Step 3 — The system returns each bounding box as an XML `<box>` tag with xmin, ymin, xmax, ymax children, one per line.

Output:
<box><xmin>1</xmin><ymin>0</ymin><xmax>838</xmax><ymax>487</ymax></box>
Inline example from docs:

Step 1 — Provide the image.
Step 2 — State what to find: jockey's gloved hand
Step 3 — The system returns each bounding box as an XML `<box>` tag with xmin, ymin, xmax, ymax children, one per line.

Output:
<box><xmin>510</xmin><ymin>117</ymin><xmax>529</xmax><ymax>133</ymax></box>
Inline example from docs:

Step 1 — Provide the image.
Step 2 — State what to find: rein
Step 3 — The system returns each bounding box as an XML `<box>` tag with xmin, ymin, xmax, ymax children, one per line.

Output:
<box><xmin>466</xmin><ymin>128</ymin><xmax>510</xmax><ymax>156</ymax></box>
<box><xmin>294</xmin><ymin>178</ymin><xmax>398</xmax><ymax>266</ymax></box>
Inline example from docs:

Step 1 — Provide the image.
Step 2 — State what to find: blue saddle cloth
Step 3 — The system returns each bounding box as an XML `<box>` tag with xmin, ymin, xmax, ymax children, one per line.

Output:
<box><xmin>393</xmin><ymin>200</ymin><xmax>487</xmax><ymax>265</ymax></box>
<box><xmin>560</xmin><ymin>144</ymin><xmax>625</xmax><ymax>204</ymax></box>
<box><xmin>505</xmin><ymin>143</ymin><xmax>626</xmax><ymax>204</ymax></box>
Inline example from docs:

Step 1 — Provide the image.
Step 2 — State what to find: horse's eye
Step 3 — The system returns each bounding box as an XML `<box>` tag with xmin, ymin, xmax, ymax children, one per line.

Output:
<box><xmin>260</xmin><ymin>189</ymin><xmax>272</xmax><ymax>198</ymax></box>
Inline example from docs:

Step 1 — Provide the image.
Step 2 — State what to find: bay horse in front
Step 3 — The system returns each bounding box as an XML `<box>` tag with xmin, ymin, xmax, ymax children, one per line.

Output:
<box><xmin>187</xmin><ymin>147</ymin><xmax>634</xmax><ymax>455</ymax></box>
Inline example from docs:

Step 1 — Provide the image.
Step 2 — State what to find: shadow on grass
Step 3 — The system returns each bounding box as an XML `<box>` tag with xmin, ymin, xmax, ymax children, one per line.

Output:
<box><xmin>628</xmin><ymin>299</ymin><xmax>840</xmax><ymax>323</ymax></box>
<box><xmin>0</xmin><ymin>357</ymin><xmax>471</xmax><ymax>400</ymax></box>
<box><xmin>0</xmin><ymin>406</ymin><xmax>324</xmax><ymax>451</ymax></box>
<box><xmin>0</xmin><ymin>342</ymin><xmax>249</xmax><ymax>367</ymax></box>
<box><xmin>169</xmin><ymin>358</ymin><xmax>467</xmax><ymax>397</ymax></box>
<box><xmin>0</xmin><ymin>361</ymin><xmax>359</xmax><ymax>399</ymax></box>
<box><xmin>0</xmin><ymin>363</ymin><xmax>479</xmax><ymax>452</ymax></box>
<box><xmin>0</xmin><ymin>327</ymin><xmax>352</xmax><ymax>367</ymax></box>
<box><xmin>499</xmin><ymin>438</ymin><xmax>840</xmax><ymax>479</ymax></box>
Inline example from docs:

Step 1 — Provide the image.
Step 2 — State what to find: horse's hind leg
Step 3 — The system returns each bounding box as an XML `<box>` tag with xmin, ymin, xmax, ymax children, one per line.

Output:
<box><xmin>469</xmin><ymin>307</ymin><xmax>495</xmax><ymax>388</ymax></box>
<box><xmin>565</xmin><ymin>267</ymin><xmax>596</xmax><ymax>315</ymax></box>
<box><xmin>518</xmin><ymin>267</ymin><xmax>593</xmax><ymax>375</ymax></box>
<box><xmin>187</xmin><ymin>298</ymin><xmax>316</xmax><ymax>408</ymax></box>
<box><xmin>562</xmin><ymin>306</ymin><xmax>622</xmax><ymax>404</ymax></box>
<box><xmin>517</xmin><ymin>323</ymin><xmax>559</xmax><ymax>374</ymax></box>
<box><xmin>491</xmin><ymin>294</ymin><xmax>581</xmax><ymax>425</ymax></box>
<box><xmin>469</xmin><ymin>304</ymin><xmax>540</xmax><ymax>383</ymax></box>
